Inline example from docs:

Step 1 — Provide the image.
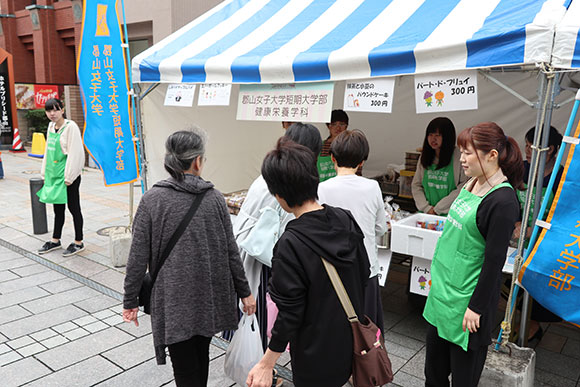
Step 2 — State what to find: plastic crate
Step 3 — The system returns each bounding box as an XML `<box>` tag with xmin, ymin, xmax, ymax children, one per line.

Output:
<box><xmin>391</xmin><ymin>213</ymin><xmax>446</xmax><ymax>259</ymax></box>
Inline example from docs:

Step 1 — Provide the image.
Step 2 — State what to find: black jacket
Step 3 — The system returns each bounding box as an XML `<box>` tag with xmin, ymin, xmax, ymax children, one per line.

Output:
<box><xmin>268</xmin><ymin>205</ymin><xmax>370</xmax><ymax>387</ymax></box>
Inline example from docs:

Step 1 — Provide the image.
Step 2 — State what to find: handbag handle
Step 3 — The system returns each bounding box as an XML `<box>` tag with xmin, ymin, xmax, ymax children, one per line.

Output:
<box><xmin>150</xmin><ymin>190</ymin><xmax>207</xmax><ymax>286</ymax></box>
<box><xmin>320</xmin><ymin>257</ymin><xmax>358</xmax><ymax>322</ymax></box>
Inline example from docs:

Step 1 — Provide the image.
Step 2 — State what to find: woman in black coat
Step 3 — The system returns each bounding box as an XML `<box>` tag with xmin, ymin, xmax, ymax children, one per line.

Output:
<box><xmin>247</xmin><ymin>138</ymin><xmax>370</xmax><ymax>387</ymax></box>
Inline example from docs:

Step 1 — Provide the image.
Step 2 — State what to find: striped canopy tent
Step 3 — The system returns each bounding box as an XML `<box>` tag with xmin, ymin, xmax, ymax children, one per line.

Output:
<box><xmin>551</xmin><ymin>0</ymin><xmax>580</xmax><ymax>69</ymax></box>
<box><xmin>132</xmin><ymin>0</ymin><xmax>572</xmax><ymax>85</ymax></box>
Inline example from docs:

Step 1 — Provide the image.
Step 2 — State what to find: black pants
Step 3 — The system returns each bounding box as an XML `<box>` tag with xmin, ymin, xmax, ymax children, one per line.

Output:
<box><xmin>168</xmin><ymin>335</ymin><xmax>212</xmax><ymax>387</ymax></box>
<box><xmin>425</xmin><ymin>324</ymin><xmax>488</xmax><ymax>387</ymax></box>
<box><xmin>52</xmin><ymin>176</ymin><xmax>83</xmax><ymax>241</ymax></box>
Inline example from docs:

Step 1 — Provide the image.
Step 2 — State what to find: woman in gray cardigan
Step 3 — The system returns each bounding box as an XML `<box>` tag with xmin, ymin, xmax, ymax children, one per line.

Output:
<box><xmin>123</xmin><ymin>128</ymin><xmax>255</xmax><ymax>387</ymax></box>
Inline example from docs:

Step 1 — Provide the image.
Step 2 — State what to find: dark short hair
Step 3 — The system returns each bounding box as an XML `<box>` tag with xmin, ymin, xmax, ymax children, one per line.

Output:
<box><xmin>525</xmin><ymin>126</ymin><xmax>562</xmax><ymax>159</ymax></box>
<box><xmin>284</xmin><ymin>123</ymin><xmax>323</xmax><ymax>155</ymax></box>
<box><xmin>262</xmin><ymin>138</ymin><xmax>319</xmax><ymax>208</ymax></box>
<box><xmin>329</xmin><ymin>109</ymin><xmax>349</xmax><ymax>125</ymax></box>
<box><xmin>330</xmin><ymin>130</ymin><xmax>369</xmax><ymax>168</ymax></box>
<box><xmin>45</xmin><ymin>98</ymin><xmax>64</xmax><ymax>111</ymax></box>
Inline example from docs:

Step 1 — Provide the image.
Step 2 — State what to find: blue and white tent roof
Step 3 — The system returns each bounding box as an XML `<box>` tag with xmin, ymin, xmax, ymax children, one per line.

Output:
<box><xmin>132</xmin><ymin>0</ymin><xmax>573</xmax><ymax>84</ymax></box>
<box><xmin>552</xmin><ymin>0</ymin><xmax>580</xmax><ymax>68</ymax></box>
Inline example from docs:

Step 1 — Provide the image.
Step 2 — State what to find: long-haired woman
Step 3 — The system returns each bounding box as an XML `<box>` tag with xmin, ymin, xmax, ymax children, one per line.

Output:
<box><xmin>423</xmin><ymin>122</ymin><xmax>522</xmax><ymax>386</ymax></box>
<box><xmin>412</xmin><ymin>117</ymin><xmax>467</xmax><ymax>215</ymax></box>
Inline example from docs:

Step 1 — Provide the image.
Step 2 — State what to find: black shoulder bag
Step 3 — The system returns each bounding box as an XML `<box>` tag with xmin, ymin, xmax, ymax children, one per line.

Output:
<box><xmin>138</xmin><ymin>190</ymin><xmax>207</xmax><ymax>314</ymax></box>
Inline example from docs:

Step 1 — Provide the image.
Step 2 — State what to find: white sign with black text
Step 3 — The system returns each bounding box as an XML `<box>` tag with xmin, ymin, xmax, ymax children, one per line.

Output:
<box><xmin>343</xmin><ymin>78</ymin><xmax>395</xmax><ymax>113</ymax></box>
<box><xmin>414</xmin><ymin>70</ymin><xmax>478</xmax><ymax>114</ymax></box>
<box><xmin>164</xmin><ymin>84</ymin><xmax>196</xmax><ymax>107</ymax></box>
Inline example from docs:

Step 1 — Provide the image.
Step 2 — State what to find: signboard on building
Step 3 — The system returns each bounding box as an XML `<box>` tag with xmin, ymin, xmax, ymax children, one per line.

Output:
<box><xmin>77</xmin><ymin>0</ymin><xmax>139</xmax><ymax>185</ymax></box>
<box><xmin>15</xmin><ymin>84</ymin><xmax>60</xmax><ymax>109</ymax></box>
<box><xmin>237</xmin><ymin>82</ymin><xmax>334</xmax><ymax>123</ymax></box>
<box><xmin>0</xmin><ymin>56</ymin><xmax>17</xmax><ymax>146</ymax></box>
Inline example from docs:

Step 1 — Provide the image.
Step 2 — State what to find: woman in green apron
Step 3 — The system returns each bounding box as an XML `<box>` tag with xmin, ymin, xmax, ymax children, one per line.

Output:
<box><xmin>412</xmin><ymin>117</ymin><xmax>467</xmax><ymax>216</ymax></box>
<box><xmin>423</xmin><ymin>122</ymin><xmax>522</xmax><ymax>386</ymax></box>
<box><xmin>513</xmin><ymin>126</ymin><xmax>564</xmax><ymax>341</ymax></box>
<box><xmin>37</xmin><ymin>98</ymin><xmax>86</xmax><ymax>257</ymax></box>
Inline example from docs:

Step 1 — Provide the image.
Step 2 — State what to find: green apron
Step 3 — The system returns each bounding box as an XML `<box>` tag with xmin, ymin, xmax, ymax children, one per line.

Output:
<box><xmin>516</xmin><ymin>185</ymin><xmax>553</xmax><ymax>226</ymax></box>
<box><xmin>423</xmin><ymin>181</ymin><xmax>512</xmax><ymax>351</ymax></box>
<box><xmin>422</xmin><ymin>162</ymin><xmax>456</xmax><ymax>215</ymax></box>
<box><xmin>37</xmin><ymin>128</ymin><xmax>68</xmax><ymax>204</ymax></box>
<box><xmin>317</xmin><ymin>155</ymin><xmax>337</xmax><ymax>182</ymax></box>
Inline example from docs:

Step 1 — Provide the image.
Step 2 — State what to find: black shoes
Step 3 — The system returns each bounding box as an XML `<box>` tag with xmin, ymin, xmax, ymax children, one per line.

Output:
<box><xmin>62</xmin><ymin>243</ymin><xmax>85</xmax><ymax>257</ymax></box>
<box><xmin>38</xmin><ymin>241</ymin><xmax>62</xmax><ymax>254</ymax></box>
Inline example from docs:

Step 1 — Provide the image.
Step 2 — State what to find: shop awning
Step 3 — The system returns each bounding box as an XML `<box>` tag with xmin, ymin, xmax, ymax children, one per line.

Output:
<box><xmin>552</xmin><ymin>0</ymin><xmax>580</xmax><ymax>68</ymax></box>
<box><xmin>132</xmin><ymin>0</ymin><xmax>571</xmax><ymax>84</ymax></box>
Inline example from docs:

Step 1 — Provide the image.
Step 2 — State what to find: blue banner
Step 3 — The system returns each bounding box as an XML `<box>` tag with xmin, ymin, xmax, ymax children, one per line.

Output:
<box><xmin>77</xmin><ymin>1</ymin><xmax>138</xmax><ymax>186</ymax></box>
<box><xmin>519</xmin><ymin>124</ymin><xmax>580</xmax><ymax>326</ymax></box>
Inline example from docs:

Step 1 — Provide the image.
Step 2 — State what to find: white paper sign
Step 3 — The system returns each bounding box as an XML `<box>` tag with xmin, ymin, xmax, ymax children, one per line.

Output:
<box><xmin>237</xmin><ymin>82</ymin><xmax>334</xmax><ymax>123</ymax></box>
<box><xmin>343</xmin><ymin>78</ymin><xmax>395</xmax><ymax>113</ymax></box>
<box><xmin>377</xmin><ymin>248</ymin><xmax>392</xmax><ymax>287</ymax></box>
<box><xmin>414</xmin><ymin>70</ymin><xmax>478</xmax><ymax>114</ymax></box>
<box><xmin>164</xmin><ymin>84</ymin><xmax>196</xmax><ymax>107</ymax></box>
<box><xmin>409</xmin><ymin>256</ymin><xmax>432</xmax><ymax>296</ymax></box>
<box><xmin>198</xmin><ymin>83</ymin><xmax>232</xmax><ymax>106</ymax></box>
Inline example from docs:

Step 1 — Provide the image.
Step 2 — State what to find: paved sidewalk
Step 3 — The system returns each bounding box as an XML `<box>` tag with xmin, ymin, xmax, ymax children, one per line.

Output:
<box><xmin>1</xmin><ymin>151</ymin><xmax>579</xmax><ymax>387</ymax></box>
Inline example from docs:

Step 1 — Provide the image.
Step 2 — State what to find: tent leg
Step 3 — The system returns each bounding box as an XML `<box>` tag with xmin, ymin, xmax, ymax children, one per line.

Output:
<box><xmin>134</xmin><ymin>84</ymin><xmax>149</xmax><ymax>192</ymax></box>
<box><xmin>517</xmin><ymin>71</ymin><xmax>559</xmax><ymax>347</ymax></box>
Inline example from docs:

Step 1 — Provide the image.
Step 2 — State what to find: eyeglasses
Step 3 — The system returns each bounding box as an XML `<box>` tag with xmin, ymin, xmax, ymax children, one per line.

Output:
<box><xmin>329</xmin><ymin>122</ymin><xmax>347</xmax><ymax>129</ymax></box>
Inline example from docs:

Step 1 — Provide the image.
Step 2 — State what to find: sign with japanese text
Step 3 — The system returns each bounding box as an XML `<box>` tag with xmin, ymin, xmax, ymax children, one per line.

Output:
<box><xmin>77</xmin><ymin>0</ymin><xmax>139</xmax><ymax>186</ymax></box>
<box><xmin>377</xmin><ymin>249</ymin><xmax>392</xmax><ymax>287</ymax></box>
<box><xmin>15</xmin><ymin>84</ymin><xmax>60</xmax><ymax>109</ymax></box>
<box><xmin>343</xmin><ymin>78</ymin><xmax>395</xmax><ymax>113</ymax></box>
<box><xmin>237</xmin><ymin>82</ymin><xmax>334</xmax><ymax>123</ymax></box>
<box><xmin>33</xmin><ymin>85</ymin><xmax>59</xmax><ymax>108</ymax></box>
<box><xmin>414</xmin><ymin>70</ymin><xmax>478</xmax><ymax>114</ymax></box>
<box><xmin>164</xmin><ymin>84</ymin><xmax>196</xmax><ymax>107</ymax></box>
<box><xmin>0</xmin><ymin>62</ymin><xmax>13</xmax><ymax>138</ymax></box>
<box><xmin>317</xmin><ymin>155</ymin><xmax>336</xmax><ymax>182</ymax></box>
<box><xmin>410</xmin><ymin>256</ymin><xmax>432</xmax><ymax>296</ymax></box>
<box><xmin>520</xmin><ymin>125</ymin><xmax>580</xmax><ymax>325</ymax></box>
<box><xmin>198</xmin><ymin>83</ymin><xmax>232</xmax><ymax>106</ymax></box>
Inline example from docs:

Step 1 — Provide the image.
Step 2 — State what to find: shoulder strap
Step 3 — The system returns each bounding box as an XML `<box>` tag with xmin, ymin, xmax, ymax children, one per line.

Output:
<box><xmin>150</xmin><ymin>190</ymin><xmax>207</xmax><ymax>285</ymax></box>
<box><xmin>320</xmin><ymin>257</ymin><xmax>358</xmax><ymax>322</ymax></box>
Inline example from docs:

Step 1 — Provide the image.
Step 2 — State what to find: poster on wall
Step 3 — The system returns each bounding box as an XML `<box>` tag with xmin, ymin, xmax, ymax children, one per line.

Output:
<box><xmin>33</xmin><ymin>85</ymin><xmax>59</xmax><ymax>108</ymax></box>
<box><xmin>15</xmin><ymin>84</ymin><xmax>34</xmax><ymax>109</ymax></box>
<box><xmin>198</xmin><ymin>83</ymin><xmax>232</xmax><ymax>106</ymax></box>
<box><xmin>237</xmin><ymin>82</ymin><xmax>334</xmax><ymax>123</ymax></box>
<box><xmin>15</xmin><ymin>84</ymin><xmax>60</xmax><ymax>109</ymax></box>
<box><xmin>343</xmin><ymin>78</ymin><xmax>395</xmax><ymax>113</ymax></box>
<box><xmin>164</xmin><ymin>84</ymin><xmax>196</xmax><ymax>107</ymax></box>
<box><xmin>409</xmin><ymin>256</ymin><xmax>432</xmax><ymax>296</ymax></box>
<box><xmin>414</xmin><ymin>70</ymin><xmax>478</xmax><ymax>114</ymax></box>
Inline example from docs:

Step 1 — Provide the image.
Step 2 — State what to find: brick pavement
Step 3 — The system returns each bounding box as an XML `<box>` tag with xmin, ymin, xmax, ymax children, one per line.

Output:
<box><xmin>0</xmin><ymin>151</ymin><xmax>579</xmax><ymax>386</ymax></box>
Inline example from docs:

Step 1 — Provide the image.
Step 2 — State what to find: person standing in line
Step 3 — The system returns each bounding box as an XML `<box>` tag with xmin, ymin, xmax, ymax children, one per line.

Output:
<box><xmin>412</xmin><ymin>117</ymin><xmax>467</xmax><ymax>216</ymax></box>
<box><xmin>226</xmin><ymin>123</ymin><xmax>322</xmax><ymax>353</ymax></box>
<box><xmin>318</xmin><ymin>129</ymin><xmax>387</xmax><ymax>333</ymax></box>
<box><xmin>318</xmin><ymin>109</ymin><xmax>362</xmax><ymax>181</ymax></box>
<box><xmin>247</xmin><ymin>139</ymin><xmax>369</xmax><ymax>387</ymax></box>
<box><xmin>122</xmin><ymin>128</ymin><xmax>255</xmax><ymax>387</ymax></box>
<box><xmin>423</xmin><ymin>122</ymin><xmax>522</xmax><ymax>387</ymax></box>
<box><xmin>37</xmin><ymin>98</ymin><xmax>86</xmax><ymax>257</ymax></box>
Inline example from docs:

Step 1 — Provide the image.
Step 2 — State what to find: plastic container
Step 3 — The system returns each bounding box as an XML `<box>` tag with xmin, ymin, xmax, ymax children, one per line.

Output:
<box><xmin>398</xmin><ymin>170</ymin><xmax>415</xmax><ymax>198</ymax></box>
<box><xmin>391</xmin><ymin>213</ymin><xmax>446</xmax><ymax>259</ymax></box>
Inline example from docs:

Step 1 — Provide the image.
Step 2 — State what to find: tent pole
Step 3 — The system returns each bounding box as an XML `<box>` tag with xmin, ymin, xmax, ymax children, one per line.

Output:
<box><xmin>140</xmin><ymin>83</ymin><xmax>159</xmax><ymax>100</ymax></box>
<box><xmin>479</xmin><ymin>71</ymin><xmax>535</xmax><ymax>108</ymax></box>
<box><xmin>517</xmin><ymin>71</ymin><xmax>559</xmax><ymax>347</ymax></box>
<box><xmin>134</xmin><ymin>84</ymin><xmax>149</xmax><ymax>191</ymax></box>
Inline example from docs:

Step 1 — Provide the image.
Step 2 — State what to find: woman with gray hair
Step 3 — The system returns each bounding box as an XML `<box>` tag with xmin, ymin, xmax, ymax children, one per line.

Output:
<box><xmin>123</xmin><ymin>128</ymin><xmax>256</xmax><ymax>387</ymax></box>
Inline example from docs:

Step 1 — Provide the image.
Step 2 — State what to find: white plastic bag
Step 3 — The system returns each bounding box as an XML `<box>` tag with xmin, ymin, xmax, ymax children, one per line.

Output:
<box><xmin>224</xmin><ymin>313</ymin><xmax>264</xmax><ymax>386</ymax></box>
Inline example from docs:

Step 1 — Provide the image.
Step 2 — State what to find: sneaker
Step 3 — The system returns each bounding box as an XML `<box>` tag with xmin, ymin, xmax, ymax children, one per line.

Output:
<box><xmin>62</xmin><ymin>243</ymin><xmax>85</xmax><ymax>257</ymax></box>
<box><xmin>38</xmin><ymin>241</ymin><xmax>61</xmax><ymax>254</ymax></box>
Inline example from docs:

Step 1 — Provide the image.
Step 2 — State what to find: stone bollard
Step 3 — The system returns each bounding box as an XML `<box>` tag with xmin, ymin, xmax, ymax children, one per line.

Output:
<box><xmin>109</xmin><ymin>227</ymin><xmax>132</xmax><ymax>267</ymax></box>
<box><xmin>479</xmin><ymin>342</ymin><xmax>535</xmax><ymax>387</ymax></box>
